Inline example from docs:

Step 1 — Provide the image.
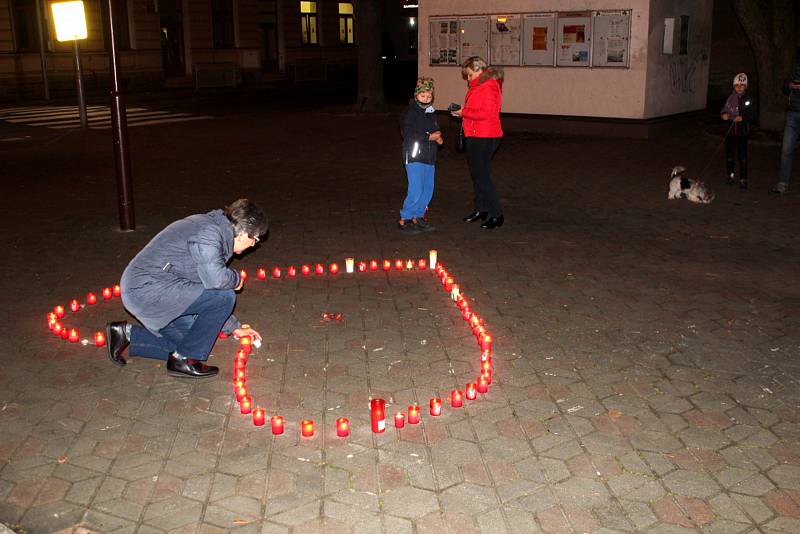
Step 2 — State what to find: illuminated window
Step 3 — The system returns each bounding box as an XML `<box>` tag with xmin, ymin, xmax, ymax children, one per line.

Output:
<box><xmin>300</xmin><ymin>1</ymin><xmax>318</xmax><ymax>45</ymax></box>
<box><xmin>338</xmin><ymin>2</ymin><xmax>354</xmax><ymax>44</ymax></box>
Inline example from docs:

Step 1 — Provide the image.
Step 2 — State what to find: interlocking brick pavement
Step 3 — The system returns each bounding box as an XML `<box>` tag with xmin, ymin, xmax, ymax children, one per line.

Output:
<box><xmin>1</xmin><ymin>99</ymin><xmax>800</xmax><ymax>532</ymax></box>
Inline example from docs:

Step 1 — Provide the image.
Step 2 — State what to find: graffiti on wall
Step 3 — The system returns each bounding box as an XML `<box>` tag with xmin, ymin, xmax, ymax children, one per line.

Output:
<box><xmin>669</xmin><ymin>55</ymin><xmax>697</xmax><ymax>94</ymax></box>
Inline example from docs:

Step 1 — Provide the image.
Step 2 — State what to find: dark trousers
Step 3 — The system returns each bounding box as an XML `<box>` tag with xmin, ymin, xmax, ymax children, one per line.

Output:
<box><xmin>129</xmin><ymin>289</ymin><xmax>236</xmax><ymax>361</ymax></box>
<box><xmin>465</xmin><ymin>137</ymin><xmax>503</xmax><ymax>217</ymax></box>
<box><xmin>725</xmin><ymin>135</ymin><xmax>748</xmax><ymax>181</ymax></box>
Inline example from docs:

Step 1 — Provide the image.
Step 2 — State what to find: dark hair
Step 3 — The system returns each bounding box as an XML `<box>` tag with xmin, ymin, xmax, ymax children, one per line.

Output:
<box><xmin>224</xmin><ymin>199</ymin><xmax>268</xmax><ymax>237</ymax></box>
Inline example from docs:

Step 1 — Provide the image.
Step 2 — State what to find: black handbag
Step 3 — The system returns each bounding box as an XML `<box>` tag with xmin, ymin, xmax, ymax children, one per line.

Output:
<box><xmin>456</xmin><ymin>127</ymin><xmax>466</xmax><ymax>153</ymax></box>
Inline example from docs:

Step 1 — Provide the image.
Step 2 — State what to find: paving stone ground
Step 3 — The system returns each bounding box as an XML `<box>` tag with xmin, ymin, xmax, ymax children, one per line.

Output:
<box><xmin>1</xmin><ymin>96</ymin><xmax>799</xmax><ymax>533</ymax></box>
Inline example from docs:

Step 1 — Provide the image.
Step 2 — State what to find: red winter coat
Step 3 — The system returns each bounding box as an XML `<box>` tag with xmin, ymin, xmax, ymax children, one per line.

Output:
<box><xmin>461</xmin><ymin>70</ymin><xmax>504</xmax><ymax>138</ymax></box>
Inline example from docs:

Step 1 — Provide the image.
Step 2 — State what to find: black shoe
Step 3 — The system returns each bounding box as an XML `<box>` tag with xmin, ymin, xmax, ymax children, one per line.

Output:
<box><xmin>105</xmin><ymin>321</ymin><xmax>129</xmax><ymax>367</ymax></box>
<box><xmin>166</xmin><ymin>354</ymin><xmax>219</xmax><ymax>378</ymax></box>
<box><xmin>463</xmin><ymin>211</ymin><xmax>488</xmax><ymax>223</ymax></box>
<box><xmin>727</xmin><ymin>173</ymin><xmax>735</xmax><ymax>186</ymax></box>
<box><xmin>412</xmin><ymin>218</ymin><xmax>436</xmax><ymax>232</ymax></box>
<box><xmin>398</xmin><ymin>220</ymin><xmax>422</xmax><ymax>234</ymax></box>
<box><xmin>739</xmin><ymin>179</ymin><xmax>748</xmax><ymax>190</ymax></box>
<box><xmin>480</xmin><ymin>215</ymin><xmax>504</xmax><ymax>229</ymax></box>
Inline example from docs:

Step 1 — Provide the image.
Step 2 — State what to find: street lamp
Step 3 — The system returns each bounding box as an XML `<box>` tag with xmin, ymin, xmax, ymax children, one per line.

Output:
<box><xmin>51</xmin><ymin>1</ymin><xmax>88</xmax><ymax>129</ymax></box>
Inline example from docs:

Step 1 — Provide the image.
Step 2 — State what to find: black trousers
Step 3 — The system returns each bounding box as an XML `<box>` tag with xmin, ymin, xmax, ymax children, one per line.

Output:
<box><xmin>465</xmin><ymin>137</ymin><xmax>503</xmax><ymax>217</ymax></box>
<box><xmin>725</xmin><ymin>135</ymin><xmax>748</xmax><ymax>180</ymax></box>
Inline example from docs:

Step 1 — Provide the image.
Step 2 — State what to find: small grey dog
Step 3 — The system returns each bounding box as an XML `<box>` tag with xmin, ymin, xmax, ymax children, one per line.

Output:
<box><xmin>667</xmin><ymin>166</ymin><xmax>715</xmax><ymax>204</ymax></box>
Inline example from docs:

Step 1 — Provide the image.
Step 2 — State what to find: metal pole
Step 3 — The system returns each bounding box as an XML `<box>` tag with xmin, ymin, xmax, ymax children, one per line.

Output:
<box><xmin>107</xmin><ymin>0</ymin><xmax>135</xmax><ymax>230</ymax></box>
<box><xmin>34</xmin><ymin>0</ymin><xmax>50</xmax><ymax>100</ymax></box>
<box><xmin>72</xmin><ymin>40</ymin><xmax>87</xmax><ymax>129</ymax></box>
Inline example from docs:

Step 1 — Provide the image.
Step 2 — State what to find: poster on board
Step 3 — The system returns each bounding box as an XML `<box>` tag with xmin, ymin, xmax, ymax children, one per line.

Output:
<box><xmin>459</xmin><ymin>16</ymin><xmax>489</xmax><ymax>63</ymax></box>
<box><xmin>556</xmin><ymin>12</ymin><xmax>592</xmax><ymax>67</ymax></box>
<box><xmin>429</xmin><ymin>18</ymin><xmax>459</xmax><ymax>65</ymax></box>
<box><xmin>522</xmin><ymin>13</ymin><xmax>556</xmax><ymax>66</ymax></box>
<box><xmin>489</xmin><ymin>14</ymin><xmax>521</xmax><ymax>66</ymax></box>
<box><xmin>592</xmin><ymin>10</ymin><xmax>631</xmax><ymax>67</ymax></box>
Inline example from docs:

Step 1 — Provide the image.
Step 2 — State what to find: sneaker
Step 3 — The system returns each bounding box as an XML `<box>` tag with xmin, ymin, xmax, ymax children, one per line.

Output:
<box><xmin>727</xmin><ymin>173</ymin><xmax>735</xmax><ymax>186</ymax></box>
<box><xmin>412</xmin><ymin>218</ymin><xmax>436</xmax><ymax>232</ymax></box>
<box><xmin>769</xmin><ymin>182</ymin><xmax>789</xmax><ymax>195</ymax></box>
<box><xmin>398</xmin><ymin>220</ymin><xmax>422</xmax><ymax>234</ymax></box>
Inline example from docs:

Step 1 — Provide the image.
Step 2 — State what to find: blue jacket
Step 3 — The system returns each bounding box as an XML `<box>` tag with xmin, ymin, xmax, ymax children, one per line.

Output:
<box><xmin>400</xmin><ymin>99</ymin><xmax>440</xmax><ymax>165</ymax></box>
<box><xmin>121</xmin><ymin>209</ymin><xmax>242</xmax><ymax>333</ymax></box>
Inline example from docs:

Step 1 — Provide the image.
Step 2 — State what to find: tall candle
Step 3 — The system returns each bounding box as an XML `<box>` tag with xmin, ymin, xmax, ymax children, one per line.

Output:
<box><xmin>315</xmin><ymin>263</ymin><xmax>325</xmax><ymax>275</ymax></box>
<box><xmin>369</xmin><ymin>260</ymin><xmax>379</xmax><ymax>271</ymax></box>
<box><xmin>357</xmin><ymin>261</ymin><xmax>367</xmax><ymax>272</ymax></box>
<box><xmin>466</xmin><ymin>383</ymin><xmax>477</xmax><ymax>400</ymax></box>
<box><xmin>68</xmin><ymin>328</ymin><xmax>79</xmax><ymax>343</ymax></box>
<box><xmin>112</xmin><ymin>284</ymin><xmax>122</xmax><ymax>297</ymax></box>
<box><xmin>301</xmin><ymin>264</ymin><xmax>311</xmax><ymax>276</ymax></box>
<box><xmin>451</xmin><ymin>389</ymin><xmax>463</xmax><ymax>408</ymax></box>
<box><xmin>430</xmin><ymin>397</ymin><xmax>442</xmax><ymax>416</ymax></box>
<box><xmin>86</xmin><ymin>293</ymin><xmax>97</xmax><ymax>305</ymax></box>
<box><xmin>102</xmin><ymin>287</ymin><xmax>113</xmax><ymax>300</ymax></box>
<box><xmin>54</xmin><ymin>305</ymin><xmax>65</xmax><ymax>319</ymax></box>
<box><xmin>345</xmin><ymin>258</ymin><xmax>355</xmax><ymax>273</ymax></box>
<box><xmin>240</xmin><ymin>396</ymin><xmax>253</xmax><ymax>414</ymax></box>
<box><xmin>253</xmin><ymin>408</ymin><xmax>266</xmax><ymax>426</ymax></box>
<box><xmin>395</xmin><ymin>412</ymin><xmax>405</xmax><ymax>428</ymax></box>
<box><xmin>370</xmin><ymin>398</ymin><xmax>386</xmax><ymax>433</ymax></box>
<box><xmin>429</xmin><ymin>250</ymin><xmax>437</xmax><ymax>269</ymax></box>
<box><xmin>336</xmin><ymin>417</ymin><xmax>350</xmax><ymax>437</ymax></box>
<box><xmin>94</xmin><ymin>331</ymin><xmax>106</xmax><ymax>347</ymax></box>
<box><xmin>69</xmin><ymin>299</ymin><xmax>80</xmax><ymax>312</ymax></box>
<box><xmin>329</xmin><ymin>263</ymin><xmax>340</xmax><ymax>275</ymax></box>
<box><xmin>408</xmin><ymin>404</ymin><xmax>421</xmax><ymax>424</ymax></box>
<box><xmin>257</xmin><ymin>268</ymin><xmax>267</xmax><ymax>280</ymax></box>
<box><xmin>301</xmin><ymin>419</ymin><xmax>315</xmax><ymax>437</ymax></box>
<box><xmin>287</xmin><ymin>266</ymin><xmax>297</xmax><ymax>277</ymax></box>
<box><xmin>450</xmin><ymin>284</ymin><xmax>460</xmax><ymax>301</ymax></box>
<box><xmin>271</xmin><ymin>415</ymin><xmax>284</xmax><ymax>434</ymax></box>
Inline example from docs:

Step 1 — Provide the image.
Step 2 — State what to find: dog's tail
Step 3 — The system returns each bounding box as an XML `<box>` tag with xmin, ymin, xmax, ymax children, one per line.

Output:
<box><xmin>671</xmin><ymin>165</ymin><xmax>687</xmax><ymax>178</ymax></box>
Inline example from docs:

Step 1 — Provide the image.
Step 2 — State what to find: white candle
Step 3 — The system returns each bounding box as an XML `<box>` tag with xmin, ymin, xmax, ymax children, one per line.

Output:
<box><xmin>429</xmin><ymin>250</ymin><xmax>438</xmax><ymax>270</ymax></box>
<box><xmin>450</xmin><ymin>284</ymin><xmax>460</xmax><ymax>301</ymax></box>
<box><xmin>345</xmin><ymin>257</ymin><xmax>355</xmax><ymax>273</ymax></box>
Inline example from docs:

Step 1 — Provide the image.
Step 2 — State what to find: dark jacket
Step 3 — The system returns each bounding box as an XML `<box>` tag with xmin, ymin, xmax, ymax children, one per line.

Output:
<box><xmin>400</xmin><ymin>98</ymin><xmax>440</xmax><ymax>165</ymax></box>
<box><xmin>121</xmin><ymin>209</ymin><xmax>241</xmax><ymax>333</ymax></box>
<box><xmin>783</xmin><ymin>48</ymin><xmax>800</xmax><ymax>112</ymax></box>
<box><xmin>462</xmin><ymin>68</ymin><xmax>504</xmax><ymax>138</ymax></box>
<box><xmin>721</xmin><ymin>90</ymin><xmax>758</xmax><ymax>136</ymax></box>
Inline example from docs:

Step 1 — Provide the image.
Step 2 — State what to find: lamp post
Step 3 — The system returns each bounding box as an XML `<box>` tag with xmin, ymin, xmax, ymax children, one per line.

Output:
<box><xmin>51</xmin><ymin>1</ymin><xmax>88</xmax><ymax>129</ymax></box>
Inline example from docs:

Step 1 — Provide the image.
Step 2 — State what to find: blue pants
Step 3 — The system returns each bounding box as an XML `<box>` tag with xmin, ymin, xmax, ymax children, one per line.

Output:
<box><xmin>779</xmin><ymin>110</ymin><xmax>800</xmax><ymax>185</ymax></box>
<box><xmin>130</xmin><ymin>289</ymin><xmax>236</xmax><ymax>361</ymax></box>
<box><xmin>400</xmin><ymin>162</ymin><xmax>435</xmax><ymax>220</ymax></box>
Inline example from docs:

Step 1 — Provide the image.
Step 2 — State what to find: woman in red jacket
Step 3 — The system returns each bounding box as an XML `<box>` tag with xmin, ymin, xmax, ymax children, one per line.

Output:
<box><xmin>451</xmin><ymin>56</ymin><xmax>504</xmax><ymax>229</ymax></box>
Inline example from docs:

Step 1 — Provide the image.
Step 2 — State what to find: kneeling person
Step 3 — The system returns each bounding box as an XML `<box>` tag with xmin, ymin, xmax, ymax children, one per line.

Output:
<box><xmin>105</xmin><ymin>198</ymin><xmax>268</xmax><ymax>378</ymax></box>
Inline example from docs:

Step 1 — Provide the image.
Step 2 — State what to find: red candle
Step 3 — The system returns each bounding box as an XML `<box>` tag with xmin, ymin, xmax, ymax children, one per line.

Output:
<box><xmin>408</xmin><ymin>404</ymin><xmax>420</xmax><ymax>424</ymax></box>
<box><xmin>477</xmin><ymin>375</ymin><xmax>489</xmax><ymax>393</ymax></box>
<box><xmin>395</xmin><ymin>412</ymin><xmax>405</xmax><ymax>428</ymax></box>
<box><xmin>369</xmin><ymin>260</ymin><xmax>379</xmax><ymax>271</ymax></box>
<box><xmin>61</xmin><ymin>327</ymin><xmax>70</xmax><ymax>340</ymax></box>
<box><xmin>253</xmin><ymin>408</ymin><xmax>266</xmax><ymax>426</ymax></box>
<box><xmin>370</xmin><ymin>398</ymin><xmax>386</xmax><ymax>433</ymax></box>
<box><xmin>240</xmin><ymin>336</ymin><xmax>252</xmax><ymax>355</ymax></box>
<box><xmin>240</xmin><ymin>396</ymin><xmax>253</xmax><ymax>414</ymax></box>
<box><xmin>481</xmin><ymin>358</ymin><xmax>492</xmax><ymax>373</ymax></box>
<box><xmin>69</xmin><ymin>299</ymin><xmax>80</xmax><ymax>312</ymax></box>
<box><xmin>315</xmin><ymin>263</ymin><xmax>325</xmax><ymax>275</ymax></box>
<box><xmin>239</xmin><ymin>269</ymin><xmax>248</xmax><ymax>281</ymax></box>
<box><xmin>357</xmin><ymin>261</ymin><xmax>367</xmax><ymax>272</ymax></box>
<box><xmin>473</xmin><ymin>326</ymin><xmax>486</xmax><ymax>340</ymax></box>
<box><xmin>430</xmin><ymin>397</ymin><xmax>442</xmax><ymax>416</ymax></box>
<box><xmin>272</xmin><ymin>267</ymin><xmax>282</xmax><ymax>279</ymax></box>
<box><xmin>481</xmin><ymin>349</ymin><xmax>491</xmax><ymax>362</ymax></box>
<box><xmin>68</xmin><ymin>328</ymin><xmax>79</xmax><ymax>343</ymax></box>
<box><xmin>462</xmin><ymin>307</ymin><xmax>472</xmax><ymax>321</ymax></box>
<box><xmin>53</xmin><ymin>322</ymin><xmax>63</xmax><ymax>336</ymax></box>
<box><xmin>417</xmin><ymin>258</ymin><xmax>427</xmax><ymax>270</ymax></box>
<box><xmin>235</xmin><ymin>386</ymin><xmax>248</xmax><ymax>402</ymax></box>
<box><xmin>233</xmin><ymin>378</ymin><xmax>245</xmax><ymax>389</ymax></box>
<box><xmin>301</xmin><ymin>419</ymin><xmax>314</xmax><ymax>437</ymax></box>
<box><xmin>271</xmin><ymin>415</ymin><xmax>284</xmax><ymax>434</ymax></box>
<box><xmin>451</xmin><ymin>389</ymin><xmax>463</xmax><ymax>408</ymax></box>
<box><xmin>483</xmin><ymin>369</ymin><xmax>493</xmax><ymax>384</ymax></box>
<box><xmin>234</xmin><ymin>359</ymin><xmax>246</xmax><ymax>372</ymax></box>
<box><xmin>47</xmin><ymin>313</ymin><xmax>57</xmax><ymax>330</ymax></box>
<box><xmin>301</xmin><ymin>264</ymin><xmax>311</xmax><ymax>276</ymax></box>
<box><xmin>112</xmin><ymin>284</ymin><xmax>122</xmax><ymax>297</ymax></box>
<box><xmin>94</xmin><ymin>331</ymin><xmax>106</xmax><ymax>347</ymax></box>
<box><xmin>336</xmin><ymin>417</ymin><xmax>350</xmax><ymax>437</ymax></box>
<box><xmin>328</xmin><ymin>263</ymin><xmax>338</xmax><ymax>275</ymax></box>
<box><xmin>480</xmin><ymin>334</ymin><xmax>493</xmax><ymax>353</ymax></box>
<box><xmin>86</xmin><ymin>293</ymin><xmax>97</xmax><ymax>305</ymax></box>
<box><xmin>234</xmin><ymin>369</ymin><xmax>246</xmax><ymax>382</ymax></box>
<box><xmin>287</xmin><ymin>266</ymin><xmax>297</xmax><ymax>277</ymax></box>
<box><xmin>102</xmin><ymin>287</ymin><xmax>113</xmax><ymax>300</ymax></box>
<box><xmin>394</xmin><ymin>259</ymin><xmax>403</xmax><ymax>271</ymax></box>
<box><xmin>382</xmin><ymin>259</ymin><xmax>391</xmax><ymax>271</ymax></box>
<box><xmin>236</xmin><ymin>348</ymin><xmax>248</xmax><ymax>361</ymax></box>
<box><xmin>257</xmin><ymin>268</ymin><xmax>267</xmax><ymax>280</ymax></box>
<box><xmin>466</xmin><ymin>383</ymin><xmax>477</xmax><ymax>400</ymax></box>
<box><xmin>54</xmin><ymin>305</ymin><xmax>65</xmax><ymax>319</ymax></box>
<box><xmin>444</xmin><ymin>277</ymin><xmax>454</xmax><ymax>292</ymax></box>
<box><xmin>470</xmin><ymin>315</ymin><xmax>482</xmax><ymax>328</ymax></box>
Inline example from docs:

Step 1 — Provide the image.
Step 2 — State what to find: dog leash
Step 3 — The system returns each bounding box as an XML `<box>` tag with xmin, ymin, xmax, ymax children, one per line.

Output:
<box><xmin>693</xmin><ymin>122</ymin><xmax>734</xmax><ymax>182</ymax></box>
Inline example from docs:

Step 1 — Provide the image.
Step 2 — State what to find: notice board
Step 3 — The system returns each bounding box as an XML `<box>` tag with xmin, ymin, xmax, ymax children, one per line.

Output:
<box><xmin>522</xmin><ymin>13</ymin><xmax>556</xmax><ymax>66</ymax></box>
<box><xmin>592</xmin><ymin>10</ymin><xmax>631</xmax><ymax>67</ymax></box>
<box><xmin>556</xmin><ymin>12</ymin><xmax>592</xmax><ymax>67</ymax></box>
<box><xmin>489</xmin><ymin>14</ymin><xmax>522</xmax><ymax>66</ymax></box>
<box><xmin>429</xmin><ymin>18</ymin><xmax>459</xmax><ymax>65</ymax></box>
<box><xmin>459</xmin><ymin>16</ymin><xmax>489</xmax><ymax>64</ymax></box>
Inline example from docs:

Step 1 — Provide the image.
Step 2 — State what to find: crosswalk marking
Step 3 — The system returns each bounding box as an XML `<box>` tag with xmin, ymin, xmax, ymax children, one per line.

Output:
<box><xmin>0</xmin><ymin>105</ymin><xmax>213</xmax><ymax>130</ymax></box>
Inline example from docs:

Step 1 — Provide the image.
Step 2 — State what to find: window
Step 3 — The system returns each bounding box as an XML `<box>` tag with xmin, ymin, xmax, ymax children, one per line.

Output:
<box><xmin>213</xmin><ymin>0</ymin><xmax>235</xmax><ymax>48</ymax></box>
<box><xmin>11</xmin><ymin>0</ymin><xmax>47</xmax><ymax>51</ymax></box>
<box><xmin>101</xmin><ymin>0</ymin><xmax>131</xmax><ymax>51</ymax></box>
<box><xmin>338</xmin><ymin>2</ymin><xmax>354</xmax><ymax>44</ymax></box>
<box><xmin>300</xmin><ymin>1</ymin><xmax>318</xmax><ymax>45</ymax></box>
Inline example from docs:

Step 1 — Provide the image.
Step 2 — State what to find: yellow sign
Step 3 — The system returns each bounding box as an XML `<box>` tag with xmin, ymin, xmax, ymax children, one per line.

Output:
<box><xmin>51</xmin><ymin>1</ymin><xmax>88</xmax><ymax>42</ymax></box>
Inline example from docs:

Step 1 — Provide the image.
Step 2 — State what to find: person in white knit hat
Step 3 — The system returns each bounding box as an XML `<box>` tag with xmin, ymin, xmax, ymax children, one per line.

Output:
<box><xmin>720</xmin><ymin>72</ymin><xmax>758</xmax><ymax>190</ymax></box>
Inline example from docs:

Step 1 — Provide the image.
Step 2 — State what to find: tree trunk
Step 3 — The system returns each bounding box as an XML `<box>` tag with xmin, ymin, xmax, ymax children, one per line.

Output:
<box><xmin>729</xmin><ymin>0</ymin><xmax>798</xmax><ymax>131</ymax></box>
<box><xmin>355</xmin><ymin>0</ymin><xmax>386</xmax><ymax>112</ymax></box>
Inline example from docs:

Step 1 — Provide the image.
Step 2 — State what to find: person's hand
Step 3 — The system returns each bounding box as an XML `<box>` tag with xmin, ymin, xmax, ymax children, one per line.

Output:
<box><xmin>451</xmin><ymin>109</ymin><xmax>462</xmax><ymax>118</ymax></box>
<box><xmin>428</xmin><ymin>131</ymin><xmax>442</xmax><ymax>143</ymax></box>
<box><xmin>233</xmin><ymin>326</ymin><xmax>262</xmax><ymax>341</ymax></box>
<box><xmin>721</xmin><ymin>113</ymin><xmax>729</xmax><ymax>121</ymax></box>
<box><xmin>733</xmin><ymin>116</ymin><xmax>743</xmax><ymax>122</ymax></box>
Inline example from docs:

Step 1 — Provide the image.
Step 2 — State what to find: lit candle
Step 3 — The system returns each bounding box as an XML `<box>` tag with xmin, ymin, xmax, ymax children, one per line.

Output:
<box><xmin>369</xmin><ymin>260</ymin><xmax>379</xmax><ymax>271</ymax></box>
<box><xmin>408</xmin><ymin>404</ymin><xmax>420</xmax><ymax>424</ymax></box>
<box><xmin>430</xmin><ymin>397</ymin><xmax>442</xmax><ymax>416</ymax></box>
<box><xmin>271</xmin><ymin>415</ymin><xmax>284</xmax><ymax>434</ymax></box>
<box><xmin>272</xmin><ymin>267</ymin><xmax>282</xmax><ymax>279</ymax></box>
<box><xmin>53</xmin><ymin>322</ymin><xmax>63</xmax><ymax>336</ymax></box>
<box><xmin>234</xmin><ymin>359</ymin><xmax>246</xmax><ymax>372</ymax></box>
<box><xmin>405</xmin><ymin>259</ymin><xmax>414</xmax><ymax>270</ymax></box>
<box><xmin>257</xmin><ymin>268</ymin><xmax>267</xmax><ymax>280</ymax></box>
<box><xmin>68</xmin><ymin>328</ymin><xmax>79</xmax><ymax>343</ymax></box>
<box><xmin>481</xmin><ymin>358</ymin><xmax>492</xmax><ymax>374</ymax></box>
<box><xmin>450</xmin><ymin>284</ymin><xmax>460</xmax><ymax>301</ymax></box>
<box><xmin>357</xmin><ymin>261</ymin><xmax>367</xmax><ymax>272</ymax></box>
<box><xmin>301</xmin><ymin>264</ymin><xmax>311</xmax><ymax>276</ymax></box>
<box><xmin>301</xmin><ymin>419</ymin><xmax>315</xmax><ymax>437</ymax></box>
<box><xmin>329</xmin><ymin>263</ymin><xmax>340</xmax><ymax>275</ymax></box>
<box><xmin>253</xmin><ymin>408</ymin><xmax>266</xmax><ymax>426</ymax></box>
<box><xmin>444</xmin><ymin>277</ymin><xmax>454</xmax><ymax>292</ymax></box>
<box><xmin>240</xmin><ymin>396</ymin><xmax>253</xmax><ymax>414</ymax></box>
<box><xmin>94</xmin><ymin>331</ymin><xmax>106</xmax><ymax>347</ymax></box>
<box><xmin>473</xmin><ymin>325</ymin><xmax>486</xmax><ymax>340</ymax></box>
<box><xmin>239</xmin><ymin>269</ymin><xmax>248</xmax><ymax>281</ymax></box>
<box><xmin>315</xmin><ymin>263</ymin><xmax>325</xmax><ymax>275</ymax></box>
<box><xmin>102</xmin><ymin>287</ymin><xmax>113</xmax><ymax>300</ymax></box>
<box><xmin>61</xmin><ymin>327</ymin><xmax>70</xmax><ymax>340</ymax></box>
<box><xmin>451</xmin><ymin>389</ymin><xmax>463</xmax><ymax>408</ymax></box>
<box><xmin>462</xmin><ymin>307</ymin><xmax>472</xmax><ymax>321</ymax></box>
<box><xmin>287</xmin><ymin>266</ymin><xmax>297</xmax><ymax>277</ymax></box>
<box><xmin>429</xmin><ymin>250</ymin><xmax>437</xmax><ymax>269</ymax></box>
<box><xmin>370</xmin><ymin>398</ymin><xmax>386</xmax><ymax>433</ymax></box>
<box><xmin>417</xmin><ymin>258</ymin><xmax>427</xmax><ymax>270</ymax></box>
<box><xmin>69</xmin><ymin>299</ymin><xmax>80</xmax><ymax>312</ymax></box>
<box><xmin>394</xmin><ymin>259</ymin><xmax>403</xmax><ymax>271</ymax></box>
<box><xmin>470</xmin><ymin>315</ymin><xmax>482</xmax><ymax>328</ymax></box>
<box><xmin>345</xmin><ymin>258</ymin><xmax>355</xmax><ymax>273</ymax></box>
<box><xmin>382</xmin><ymin>260</ymin><xmax>391</xmax><ymax>271</ymax></box>
<box><xmin>481</xmin><ymin>349</ymin><xmax>491</xmax><ymax>362</ymax></box>
<box><xmin>47</xmin><ymin>313</ymin><xmax>57</xmax><ymax>330</ymax></box>
<box><xmin>466</xmin><ymin>383</ymin><xmax>477</xmax><ymax>400</ymax></box>
<box><xmin>113</xmin><ymin>284</ymin><xmax>121</xmax><ymax>297</ymax></box>
<box><xmin>233</xmin><ymin>378</ymin><xmax>245</xmax><ymax>390</ymax></box>
<box><xmin>480</xmin><ymin>334</ymin><xmax>493</xmax><ymax>354</ymax></box>
<box><xmin>86</xmin><ymin>293</ymin><xmax>97</xmax><ymax>305</ymax></box>
<box><xmin>395</xmin><ymin>412</ymin><xmax>405</xmax><ymax>428</ymax></box>
<box><xmin>240</xmin><ymin>336</ymin><xmax>252</xmax><ymax>355</ymax></box>
<box><xmin>234</xmin><ymin>369</ymin><xmax>246</xmax><ymax>382</ymax></box>
<box><xmin>54</xmin><ymin>305</ymin><xmax>65</xmax><ymax>319</ymax></box>
<box><xmin>483</xmin><ymin>369</ymin><xmax>493</xmax><ymax>384</ymax></box>
<box><xmin>477</xmin><ymin>375</ymin><xmax>489</xmax><ymax>393</ymax></box>
<box><xmin>235</xmin><ymin>386</ymin><xmax>248</xmax><ymax>402</ymax></box>
<box><xmin>336</xmin><ymin>417</ymin><xmax>350</xmax><ymax>437</ymax></box>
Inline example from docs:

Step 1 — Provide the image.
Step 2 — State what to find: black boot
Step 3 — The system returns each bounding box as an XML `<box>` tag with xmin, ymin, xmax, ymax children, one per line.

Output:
<box><xmin>480</xmin><ymin>215</ymin><xmax>504</xmax><ymax>229</ymax></box>
<box><xmin>166</xmin><ymin>354</ymin><xmax>219</xmax><ymax>378</ymax></box>
<box><xmin>463</xmin><ymin>211</ymin><xmax>488</xmax><ymax>223</ymax></box>
<box><xmin>105</xmin><ymin>321</ymin><xmax>129</xmax><ymax>367</ymax></box>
